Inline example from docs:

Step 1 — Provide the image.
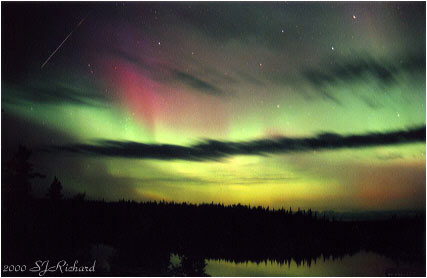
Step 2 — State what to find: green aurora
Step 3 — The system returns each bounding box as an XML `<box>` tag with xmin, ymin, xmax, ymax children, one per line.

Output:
<box><xmin>2</xmin><ymin>2</ymin><xmax>425</xmax><ymax>211</ymax></box>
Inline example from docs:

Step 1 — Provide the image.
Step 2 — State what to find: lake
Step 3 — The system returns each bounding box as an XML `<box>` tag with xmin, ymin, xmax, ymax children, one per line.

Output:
<box><xmin>94</xmin><ymin>245</ymin><xmax>425</xmax><ymax>276</ymax></box>
<box><xmin>205</xmin><ymin>251</ymin><xmax>425</xmax><ymax>276</ymax></box>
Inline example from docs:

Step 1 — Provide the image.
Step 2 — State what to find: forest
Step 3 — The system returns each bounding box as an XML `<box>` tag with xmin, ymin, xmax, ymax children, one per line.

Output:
<box><xmin>2</xmin><ymin>146</ymin><xmax>426</xmax><ymax>276</ymax></box>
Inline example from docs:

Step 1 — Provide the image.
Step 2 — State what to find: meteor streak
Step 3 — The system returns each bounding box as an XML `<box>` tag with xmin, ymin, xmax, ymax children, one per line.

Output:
<box><xmin>41</xmin><ymin>15</ymin><xmax>88</xmax><ymax>69</ymax></box>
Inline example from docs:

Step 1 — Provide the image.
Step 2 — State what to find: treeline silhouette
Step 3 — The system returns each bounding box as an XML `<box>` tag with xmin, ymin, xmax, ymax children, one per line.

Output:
<box><xmin>2</xmin><ymin>146</ymin><xmax>426</xmax><ymax>276</ymax></box>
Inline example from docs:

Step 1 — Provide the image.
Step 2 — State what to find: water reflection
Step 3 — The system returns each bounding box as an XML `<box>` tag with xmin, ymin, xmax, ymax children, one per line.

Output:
<box><xmin>206</xmin><ymin>251</ymin><xmax>424</xmax><ymax>276</ymax></box>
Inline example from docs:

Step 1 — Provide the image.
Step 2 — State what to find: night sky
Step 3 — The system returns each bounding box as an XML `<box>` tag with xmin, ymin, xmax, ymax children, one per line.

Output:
<box><xmin>2</xmin><ymin>2</ymin><xmax>426</xmax><ymax>211</ymax></box>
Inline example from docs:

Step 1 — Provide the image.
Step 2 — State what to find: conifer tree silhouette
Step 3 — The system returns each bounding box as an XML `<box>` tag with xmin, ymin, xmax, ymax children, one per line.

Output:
<box><xmin>3</xmin><ymin>145</ymin><xmax>44</xmax><ymax>203</ymax></box>
<box><xmin>46</xmin><ymin>176</ymin><xmax>63</xmax><ymax>201</ymax></box>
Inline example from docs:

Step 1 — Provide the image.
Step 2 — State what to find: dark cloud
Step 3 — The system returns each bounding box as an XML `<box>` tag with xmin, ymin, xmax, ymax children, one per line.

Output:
<box><xmin>50</xmin><ymin>126</ymin><xmax>426</xmax><ymax>162</ymax></box>
<box><xmin>359</xmin><ymin>95</ymin><xmax>383</xmax><ymax>110</ymax></box>
<box><xmin>190</xmin><ymin>60</ymin><xmax>238</xmax><ymax>86</ymax></box>
<box><xmin>269</xmin><ymin>53</ymin><xmax>426</xmax><ymax>107</ymax></box>
<box><xmin>170</xmin><ymin>69</ymin><xmax>225</xmax><ymax>96</ymax></box>
<box><xmin>236</xmin><ymin>71</ymin><xmax>265</xmax><ymax>87</ymax></box>
<box><xmin>136</xmin><ymin>177</ymin><xmax>209</xmax><ymax>184</ymax></box>
<box><xmin>302</xmin><ymin>54</ymin><xmax>425</xmax><ymax>89</ymax></box>
<box><xmin>316</xmin><ymin>89</ymin><xmax>342</xmax><ymax>105</ymax></box>
<box><xmin>112</xmin><ymin>49</ymin><xmax>227</xmax><ymax>97</ymax></box>
<box><xmin>2</xmin><ymin>82</ymin><xmax>109</xmax><ymax>107</ymax></box>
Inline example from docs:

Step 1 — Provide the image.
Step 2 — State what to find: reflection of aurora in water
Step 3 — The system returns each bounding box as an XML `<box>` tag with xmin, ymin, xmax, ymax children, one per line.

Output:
<box><xmin>2</xmin><ymin>3</ymin><xmax>426</xmax><ymax>277</ymax></box>
<box><xmin>206</xmin><ymin>251</ymin><xmax>425</xmax><ymax>277</ymax></box>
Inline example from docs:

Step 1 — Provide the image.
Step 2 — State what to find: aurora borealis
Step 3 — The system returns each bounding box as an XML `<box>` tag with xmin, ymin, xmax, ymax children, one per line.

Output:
<box><xmin>2</xmin><ymin>2</ymin><xmax>426</xmax><ymax>211</ymax></box>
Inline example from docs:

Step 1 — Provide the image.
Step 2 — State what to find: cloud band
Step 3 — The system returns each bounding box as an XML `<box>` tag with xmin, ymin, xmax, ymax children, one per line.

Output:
<box><xmin>51</xmin><ymin>126</ymin><xmax>426</xmax><ymax>161</ymax></box>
